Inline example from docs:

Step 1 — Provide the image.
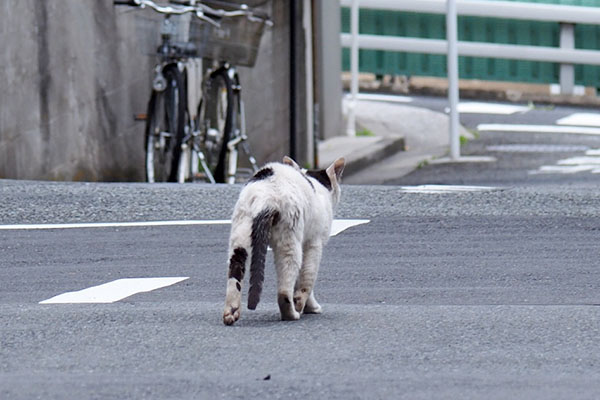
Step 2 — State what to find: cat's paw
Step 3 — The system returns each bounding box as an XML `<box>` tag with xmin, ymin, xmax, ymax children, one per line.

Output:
<box><xmin>304</xmin><ymin>293</ymin><xmax>322</xmax><ymax>314</ymax></box>
<box><xmin>281</xmin><ymin>309</ymin><xmax>301</xmax><ymax>321</ymax></box>
<box><xmin>303</xmin><ymin>302</ymin><xmax>322</xmax><ymax>314</ymax></box>
<box><xmin>293</xmin><ymin>294</ymin><xmax>307</xmax><ymax>313</ymax></box>
<box><xmin>223</xmin><ymin>306</ymin><xmax>240</xmax><ymax>326</ymax></box>
<box><xmin>278</xmin><ymin>293</ymin><xmax>301</xmax><ymax>321</ymax></box>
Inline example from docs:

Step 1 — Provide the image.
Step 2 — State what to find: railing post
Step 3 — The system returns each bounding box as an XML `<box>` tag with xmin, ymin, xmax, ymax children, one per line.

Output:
<box><xmin>559</xmin><ymin>22</ymin><xmax>575</xmax><ymax>95</ymax></box>
<box><xmin>346</xmin><ymin>0</ymin><xmax>359</xmax><ymax>137</ymax></box>
<box><xmin>446</xmin><ymin>0</ymin><xmax>460</xmax><ymax>160</ymax></box>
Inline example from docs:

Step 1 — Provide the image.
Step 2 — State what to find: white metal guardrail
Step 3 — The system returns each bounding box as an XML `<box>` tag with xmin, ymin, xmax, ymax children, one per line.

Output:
<box><xmin>341</xmin><ymin>0</ymin><xmax>600</xmax><ymax>159</ymax></box>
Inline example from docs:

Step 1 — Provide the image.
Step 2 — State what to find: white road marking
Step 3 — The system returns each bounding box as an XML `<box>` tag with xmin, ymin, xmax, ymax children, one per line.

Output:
<box><xmin>531</xmin><ymin>149</ymin><xmax>600</xmax><ymax>175</ymax></box>
<box><xmin>0</xmin><ymin>219</ymin><xmax>370</xmax><ymax>236</ymax></box>
<box><xmin>349</xmin><ymin>93</ymin><xmax>413</xmax><ymax>103</ymax></box>
<box><xmin>39</xmin><ymin>277</ymin><xmax>189</xmax><ymax>304</ymax></box>
<box><xmin>557</xmin><ymin>156</ymin><xmax>600</xmax><ymax>166</ymax></box>
<box><xmin>586</xmin><ymin>149</ymin><xmax>600</xmax><ymax>156</ymax></box>
<box><xmin>448</xmin><ymin>102</ymin><xmax>530</xmax><ymax>115</ymax></box>
<box><xmin>530</xmin><ymin>165</ymin><xmax>597</xmax><ymax>174</ymax></box>
<box><xmin>330</xmin><ymin>219</ymin><xmax>370</xmax><ymax>236</ymax></box>
<box><xmin>477</xmin><ymin>124</ymin><xmax>600</xmax><ymax>136</ymax></box>
<box><xmin>0</xmin><ymin>220</ymin><xmax>231</xmax><ymax>231</ymax></box>
<box><xmin>399</xmin><ymin>185</ymin><xmax>498</xmax><ymax>194</ymax></box>
<box><xmin>556</xmin><ymin>113</ymin><xmax>600</xmax><ymax>127</ymax></box>
<box><xmin>486</xmin><ymin>144</ymin><xmax>589</xmax><ymax>153</ymax></box>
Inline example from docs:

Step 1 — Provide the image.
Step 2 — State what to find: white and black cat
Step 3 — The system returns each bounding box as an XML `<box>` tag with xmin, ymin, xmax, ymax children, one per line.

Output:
<box><xmin>223</xmin><ymin>156</ymin><xmax>345</xmax><ymax>325</ymax></box>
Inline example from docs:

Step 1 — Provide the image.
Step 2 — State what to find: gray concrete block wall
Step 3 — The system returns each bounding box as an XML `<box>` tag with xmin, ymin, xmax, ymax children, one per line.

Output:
<box><xmin>0</xmin><ymin>1</ymin><xmax>154</xmax><ymax>181</ymax></box>
<box><xmin>237</xmin><ymin>0</ymin><xmax>294</xmax><ymax>165</ymax></box>
<box><xmin>0</xmin><ymin>0</ymin><xmax>300</xmax><ymax>181</ymax></box>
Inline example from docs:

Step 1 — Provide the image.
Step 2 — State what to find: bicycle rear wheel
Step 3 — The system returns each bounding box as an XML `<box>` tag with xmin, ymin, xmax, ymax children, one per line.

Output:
<box><xmin>145</xmin><ymin>65</ymin><xmax>186</xmax><ymax>182</ymax></box>
<box><xmin>197</xmin><ymin>67</ymin><xmax>234</xmax><ymax>183</ymax></box>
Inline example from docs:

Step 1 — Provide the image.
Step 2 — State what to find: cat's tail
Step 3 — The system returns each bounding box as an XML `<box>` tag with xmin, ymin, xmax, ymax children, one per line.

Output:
<box><xmin>247</xmin><ymin>208</ymin><xmax>280</xmax><ymax>310</ymax></box>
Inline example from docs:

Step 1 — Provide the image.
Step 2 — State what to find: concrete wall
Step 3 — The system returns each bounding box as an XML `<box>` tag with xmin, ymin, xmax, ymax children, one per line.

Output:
<box><xmin>0</xmin><ymin>0</ymin><xmax>301</xmax><ymax>181</ymax></box>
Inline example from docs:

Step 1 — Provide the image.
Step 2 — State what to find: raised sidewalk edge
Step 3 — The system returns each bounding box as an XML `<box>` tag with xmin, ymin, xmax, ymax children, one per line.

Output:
<box><xmin>318</xmin><ymin>134</ymin><xmax>405</xmax><ymax>176</ymax></box>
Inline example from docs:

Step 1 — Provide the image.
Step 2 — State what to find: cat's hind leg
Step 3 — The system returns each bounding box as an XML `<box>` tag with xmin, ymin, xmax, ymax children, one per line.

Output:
<box><xmin>273</xmin><ymin>239</ymin><xmax>302</xmax><ymax>321</ymax></box>
<box><xmin>294</xmin><ymin>241</ymin><xmax>322</xmax><ymax>314</ymax></box>
<box><xmin>223</xmin><ymin>246</ymin><xmax>248</xmax><ymax>325</ymax></box>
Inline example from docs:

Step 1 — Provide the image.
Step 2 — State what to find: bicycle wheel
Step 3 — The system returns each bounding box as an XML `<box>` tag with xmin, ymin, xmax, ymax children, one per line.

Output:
<box><xmin>223</xmin><ymin>89</ymin><xmax>241</xmax><ymax>184</ymax></box>
<box><xmin>197</xmin><ymin>67</ymin><xmax>234</xmax><ymax>183</ymax></box>
<box><xmin>145</xmin><ymin>65</ymin><xmax>186</xmax><ymax>182</ymax></box>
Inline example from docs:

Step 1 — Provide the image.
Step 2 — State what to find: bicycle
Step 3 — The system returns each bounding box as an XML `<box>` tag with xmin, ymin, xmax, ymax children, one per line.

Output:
<box><xmin>114</xmin><ymin>0</ymin><xmax>270</xmax><ymax>183</ymax></box>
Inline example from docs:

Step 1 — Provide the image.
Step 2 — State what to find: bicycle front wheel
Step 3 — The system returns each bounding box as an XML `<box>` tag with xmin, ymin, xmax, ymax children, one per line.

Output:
<box><xmin>197</xmin><ymin>67</ymin><xmax>234</xmax><ymax>183</ymax></box>
<box><xmin>145</xmin><ymin>65</ymin><xmax>186</xmax><ymax>182</ymax></box>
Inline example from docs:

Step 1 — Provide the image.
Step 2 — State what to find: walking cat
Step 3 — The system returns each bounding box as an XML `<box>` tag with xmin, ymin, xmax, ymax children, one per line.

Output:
<box><xmin>223</xmin><ymin>156</ymin><xmax>345</xmax><ymax>325</ymax></box>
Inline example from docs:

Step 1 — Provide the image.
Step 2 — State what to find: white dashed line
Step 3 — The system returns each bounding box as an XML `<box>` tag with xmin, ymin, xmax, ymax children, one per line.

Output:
<box><xmin>530</xmin><ymin>148</ymin><xmax>600</xmax><ymax>175</ymax></box>
<box><xmin>556</xmin><ymin>113</ymin><xmax>600</xmax><ymax>127</ymax></box>
<box><xmin>0</xmin><ymin>220</ymin><xmax>231</xmax><ymax>230</ymax></box>
<box><xmin>486</xmin><ymin>144</ymin><xmax>589</xmax><ymax>153</ymax></box>
<box><xmin>451</xmin><ymin>102</ymin><xmax>530</xmax><ymax>115</ymax></box>
<box><xmin>557</xmin><ymin>156</ymin><xmax>600</xmax><ymax>166</ymax></box>
<box><xmin>330</xmin><ymin>219</ymin><xmax>370</xmax><ymax>236</ymax></box>
<box><xmin>0</xmin><ymin>219</ymin><xmax>369</xmax><ymax>235</ymax></box>
<box><xmin>530</xmin><ymin>165</ymin><xmax>599</xmax><ymax>174</ymax></box>
<box><xmin>399</xmin><ymin>185</ymin><xmax>499</xmax><ymax>194</ymax></box>
<box><xmin>39</xmin><ymin>277</ymin><xmax>189</xmax><ymax>304</ymax></box>
<box><xmin>477</xmin><ymin>124</ymin><xmax>600</xmax><ymax>136</ymax></box>
<box><xmin>349</xmin><ymin>93</ymin><xmax>413</xmax><ymax>103</ymax></box>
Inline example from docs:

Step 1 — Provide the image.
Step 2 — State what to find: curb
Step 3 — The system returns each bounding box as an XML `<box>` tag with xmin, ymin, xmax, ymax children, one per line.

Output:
<box><xmin>318</xmin><ymin>134</ymin><xmax>406</xmax><ymax>176</ymax></box>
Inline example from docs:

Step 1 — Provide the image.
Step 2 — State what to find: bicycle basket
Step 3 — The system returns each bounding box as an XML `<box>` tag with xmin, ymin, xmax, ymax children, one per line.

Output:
<box><xmin>188</xmin><ymin>13</ymin><xmax>268</xmax><ymax>67</ymax></box>
<box><xmin>132</xmin><ymin>12</ymin><xmax>194</xmax><ymax>56</ymax></box>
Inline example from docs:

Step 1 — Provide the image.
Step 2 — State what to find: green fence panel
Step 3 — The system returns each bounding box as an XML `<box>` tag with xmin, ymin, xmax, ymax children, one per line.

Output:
<box><xmin>342</xmin><ymin>0</ymin><xmax>600</xmax><ymax>88</ymax></box>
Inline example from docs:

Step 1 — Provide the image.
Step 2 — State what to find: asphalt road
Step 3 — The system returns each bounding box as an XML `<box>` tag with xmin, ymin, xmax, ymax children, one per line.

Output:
<box><xmin>390</xmin><ymin>95</ymin><xmax>600</xmax><ymax>186</ymax></box>
<box><xmin>1</xmin><ymin>180</ymin><xmax>599</xmax><ymax>399</ymax></box>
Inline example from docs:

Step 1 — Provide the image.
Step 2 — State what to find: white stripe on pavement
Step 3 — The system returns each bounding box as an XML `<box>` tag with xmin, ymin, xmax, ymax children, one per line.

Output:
<box><xmin>0</xmin><ymin>220</ymin><xmax>231</xmax><ymax>230</ymax></box>
<box><xmin>400</xmin><ymin>185</ymin><xmax>498</xmax><ymax>193</ymax></box>
<box><xmin>330</xmin><ymin>219</ymin><xmax>370</xmax><ymax>236</ymax></box>
<box><xmin>477</xmin><ymin>124</ymin><xmax>600</xmax><ymax>136</ymax></box>
<box><xmin>556</xmin><ymin>113</ymin><xmax>600</xmax><ymax>127</ymax></box>
<box><xmin>557</xmin><ymin>156</ymin><xmax>600</xmax><ymax>166</ymax></box>
<box><xmin>530</xmin><ymin>165</ymin><xmax>597</xmax><ymax>174</ymax></box>
<box><xmin>529</xmin><ymin>145</ymin><xmax>600</xmax><ymax>175</ymax></box>
<box><xmin>486</xmin><ymin>144</ymin><xmax>590</xmax><ymax>153</ymax></box>
<box><xmin>350</xmin><ymin>93</ymin><xmax>413</xmax><ymax>103</ymax></box>
<box><xmin>452</xmin><ymin>102</ymin><xmax>530</xmax><ymax>115</ymax></box>
<box><xmin>0</xmin><ymin>219</ymin><xmax>370</xmax><ymax>237</ymax></box>
<box><xmin>39</xmin><ymin>277</ymin><xmax>189</xmax><ymax>304</ymax></box>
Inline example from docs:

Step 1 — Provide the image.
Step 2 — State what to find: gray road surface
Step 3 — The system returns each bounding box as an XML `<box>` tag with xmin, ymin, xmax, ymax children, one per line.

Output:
<box><xmin>1</xmin><ymin>180</ymin><xmax>600</xmax><ymax>399</ymax></box>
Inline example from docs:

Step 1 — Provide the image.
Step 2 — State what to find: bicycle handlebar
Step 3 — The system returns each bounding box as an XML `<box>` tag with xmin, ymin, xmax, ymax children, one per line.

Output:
<box><xmin>113</xmin><ymin>0</ymin><xmax>272</xmax><ymax>27</ymax></box>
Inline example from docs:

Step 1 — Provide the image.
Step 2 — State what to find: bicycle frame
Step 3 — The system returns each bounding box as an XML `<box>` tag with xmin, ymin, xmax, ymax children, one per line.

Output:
<box><xmin>115</xmin><ymin>0</ymin><xmax>267</xmax><ymax>184</ymax></box>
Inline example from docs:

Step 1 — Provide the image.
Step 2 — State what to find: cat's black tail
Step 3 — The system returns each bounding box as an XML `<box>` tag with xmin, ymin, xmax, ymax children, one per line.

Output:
<box><xmin>247</xmin><ymin>209</ymin><xmax>279</xmax><ymax>310</ymax></box>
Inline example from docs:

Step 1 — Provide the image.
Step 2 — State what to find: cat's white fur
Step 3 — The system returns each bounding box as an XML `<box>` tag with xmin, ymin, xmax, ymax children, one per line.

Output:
<box><xmin>223</xmin><ymin>156</ymin><xmax>345</xmax><ymax>325</ymax></box>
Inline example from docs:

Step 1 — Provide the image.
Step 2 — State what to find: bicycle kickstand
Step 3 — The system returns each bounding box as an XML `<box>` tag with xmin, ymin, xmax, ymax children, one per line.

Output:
<box><xmin>197</xmin><ymin>150</ymin><xmax>216</xmax><ymax>184</ymax></box>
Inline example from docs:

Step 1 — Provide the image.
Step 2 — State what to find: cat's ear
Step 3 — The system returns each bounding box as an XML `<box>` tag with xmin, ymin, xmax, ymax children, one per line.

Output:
<box><xmin>326</xmin><ymin>157</ymin><xmax>345</xmax><ymax>181</ymax></box>
<box><xmin>282</xmin><ymin>156</ymin><xmax>301</xmax><ymax>170</ymax></box>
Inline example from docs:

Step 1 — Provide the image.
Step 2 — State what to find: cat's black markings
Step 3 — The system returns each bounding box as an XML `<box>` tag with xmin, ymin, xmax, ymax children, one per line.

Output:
<box><xmin>249</xmin><ymin>167</ymin><xmax>274</xmax><ymax>182</ymax></box>
<box><xmin>306</xmin><ymin>169</ymin><xmax>332</xmax><ymax>191</ymax></box>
